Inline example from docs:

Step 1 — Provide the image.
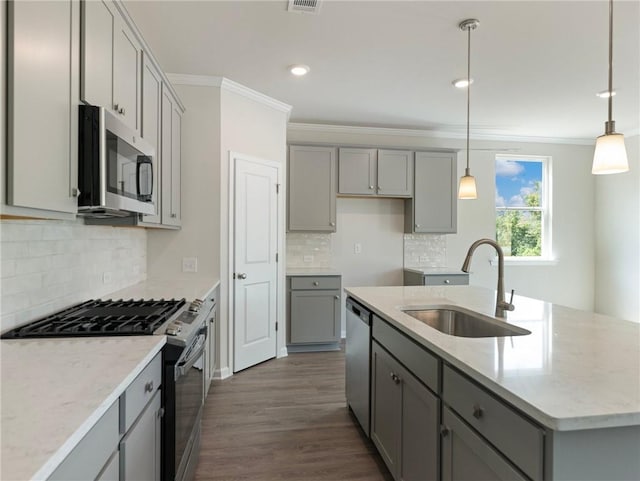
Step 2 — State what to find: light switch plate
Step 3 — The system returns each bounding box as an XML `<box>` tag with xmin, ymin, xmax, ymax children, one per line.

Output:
<box><xmin>303</xmin><ymin>255</ymin><xmax>314</xmax><ymax>263</ymax></box>
<box><xmin>354</xmin><ymin>243</ymin><xmax>362</xmax><ymax>254</ymax></box>
<box><xmin>182</xmin><ymin>257</ymin><xmax>198</xmax><ymax>273</ymax></box>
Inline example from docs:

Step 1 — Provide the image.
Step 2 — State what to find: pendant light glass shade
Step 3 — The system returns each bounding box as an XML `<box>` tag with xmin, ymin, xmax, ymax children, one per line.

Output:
<box><xmin>458</xmin><ymin>168</ymin><xmax>478</xmax><ymax>199</ymax></box>
<box><xmin>593</xmin><ymin>132</ymin><xmax>628</xmax><ymax>174</ymax></box>
<box><xmin>592</xmin><ymin>0</ymin><xmax>629</xmax><ymax>175</ymax></box>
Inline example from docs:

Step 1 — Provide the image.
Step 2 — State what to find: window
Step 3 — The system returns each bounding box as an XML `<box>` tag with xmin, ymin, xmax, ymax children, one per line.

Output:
<box><xmin>495</xmin><ymin>155</ymin><xmax>551</xmax><ymax>259</ymax></box>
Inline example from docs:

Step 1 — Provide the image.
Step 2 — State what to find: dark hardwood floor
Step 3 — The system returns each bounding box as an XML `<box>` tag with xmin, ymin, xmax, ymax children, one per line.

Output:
<box><xmin>195</xmin><ymin>349</ymin><xmax>392</xmax><ymax>481</ymax></box>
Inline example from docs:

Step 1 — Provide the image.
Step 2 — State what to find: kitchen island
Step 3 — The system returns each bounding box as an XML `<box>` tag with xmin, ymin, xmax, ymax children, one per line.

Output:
<box><xmin>346</xmin><ymin>285</ymin><xmax>640</xmax><ymax>481</ymax></box>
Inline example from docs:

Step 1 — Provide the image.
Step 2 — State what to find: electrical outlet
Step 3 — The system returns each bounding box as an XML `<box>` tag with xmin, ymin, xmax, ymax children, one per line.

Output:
<box><xmin>354</xmin><ymin>243</ymin><xmax>362</xmax><ymax>254</ymax></box>
<box><xmin>303</xmin><ymin>255</ymin><xmax>314</xmax><ymax>263</ymax></box>
<box><xmin>182</xmin><ymin>257</ymin><xmax>198</xmax><ymax>273</ymax></box>
<box><xmin>102</xmin><ymin>272</ymin><xmax>112</xmax><ymax>284</ymax></box>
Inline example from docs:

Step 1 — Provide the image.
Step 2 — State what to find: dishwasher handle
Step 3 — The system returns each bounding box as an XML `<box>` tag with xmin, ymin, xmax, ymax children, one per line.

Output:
<box><xmin>346</xmin><ymin>298</ymin><xmax>371</xmax><ymax>325</ymax></box>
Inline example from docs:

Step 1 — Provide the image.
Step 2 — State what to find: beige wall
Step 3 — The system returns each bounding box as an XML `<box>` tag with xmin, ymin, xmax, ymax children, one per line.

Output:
<box><xmin>288</xmin><ymin>127</ymin><xmax>597</xmax><ymax>311</ymax></box>
<box><xmin>595</xmin><ymin>135</ymin><xmax>640</xmax><ymax>322</ymax></box>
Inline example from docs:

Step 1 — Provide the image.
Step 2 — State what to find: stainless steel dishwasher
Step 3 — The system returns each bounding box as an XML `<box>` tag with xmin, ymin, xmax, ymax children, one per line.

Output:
<box><xmin>345</xmin><ymin>297</ymin><xmax>372</xmax><ymax>436</ymax></box>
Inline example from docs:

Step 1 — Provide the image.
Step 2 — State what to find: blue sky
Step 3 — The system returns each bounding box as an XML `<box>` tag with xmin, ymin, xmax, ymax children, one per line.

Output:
<box><xmin>495</xmin><ymin>159</ymin><xmax>542</xmax><ymax>207</ymax></box>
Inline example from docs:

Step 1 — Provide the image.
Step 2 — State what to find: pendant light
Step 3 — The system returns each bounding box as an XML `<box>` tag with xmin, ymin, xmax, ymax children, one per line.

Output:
<box><xmin>458</xmin><ymin>19</ymin><xmax>479</xmax><ymax>199</ymax></box>
<box><xmin>592</xmin><ymin>0</ymin><xmax>628</xmax><ymax>174</ymax></box>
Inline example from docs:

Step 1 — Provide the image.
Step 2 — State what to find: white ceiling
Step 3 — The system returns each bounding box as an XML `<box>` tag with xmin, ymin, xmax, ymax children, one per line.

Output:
<box><xmin>124</xmin><ymin>0</ymin><xmax>640</xmax><ymax>141</ymax></box>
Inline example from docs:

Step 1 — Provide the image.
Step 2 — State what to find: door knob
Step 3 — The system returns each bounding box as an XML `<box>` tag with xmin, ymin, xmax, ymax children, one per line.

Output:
<box><xmin>237</xmin><ymin>273</ymin><xmax>247</xmax><ymax>280</ymax></box>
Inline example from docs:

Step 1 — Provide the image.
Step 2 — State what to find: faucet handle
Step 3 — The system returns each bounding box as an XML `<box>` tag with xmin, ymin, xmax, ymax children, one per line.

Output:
<box><xmin>506</xmin><ymin>289</ymin><xmax>515</xmax><ymax>311</ymax></box>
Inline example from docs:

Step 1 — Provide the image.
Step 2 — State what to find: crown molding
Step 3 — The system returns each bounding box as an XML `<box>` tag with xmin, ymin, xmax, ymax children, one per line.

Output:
<box><xmin>166</xmin><ymin>74</ymin><xmax>292</xmax><ymax>119</ymax></box>
<box><xmin>287</xmin><ymin>122</ymin><xmax>599</xmax><ymax>146</ymax></box>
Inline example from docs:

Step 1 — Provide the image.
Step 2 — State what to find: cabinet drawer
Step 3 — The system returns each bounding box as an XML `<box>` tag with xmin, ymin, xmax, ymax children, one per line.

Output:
<box><xmin>442</xmin><ymin>365</ymin><xmax>544</xmax><ymax>481</ymax></box>
<box><xmin>48</xmin><ymin>400</ymin><xmax>119</xmax><ymax>481</ymax></box>
<box><xmin>121</xmin><ymin>352</ymin><xmax>161</xmax><ymax>433</ymax></box>
<box><xmin>290</xmin><ymin>276</ymin><xmax>341</xmax><ymax>290</ymax></box>
<box><xmin>372</xmin><ymin>316</ymin><xmax>439</xmax><ymax>392</ymax></box>
<box><xmin>424</xmin><ymin>274</ymin><xmax>469</xmax><ymax>286</ymax></box>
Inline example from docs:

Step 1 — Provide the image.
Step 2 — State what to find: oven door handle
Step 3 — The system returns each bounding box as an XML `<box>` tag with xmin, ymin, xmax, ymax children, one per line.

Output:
<box><xmin>175</xmin><ymin>334</ymin><xmax>206</xmax><ymax>380</ymax></box>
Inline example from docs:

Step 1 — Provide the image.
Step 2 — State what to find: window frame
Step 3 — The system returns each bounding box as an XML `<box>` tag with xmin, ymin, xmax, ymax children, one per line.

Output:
<box><xmin>494</xmin><ymin>154</ymin><xmax>553</xmax><ymax>263</ymax></box>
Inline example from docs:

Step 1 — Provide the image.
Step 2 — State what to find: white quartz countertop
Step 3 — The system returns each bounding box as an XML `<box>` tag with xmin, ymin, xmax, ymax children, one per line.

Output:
<box><xmin>1</xmin><ymin>336</ymin><xmax>166</xmax><ymax>480</ymax></box>
<box><xmin>106</xmin><ymin>277</ymin><xmax>220</xmax><ymax>302</ymax></box>
<box><xmin>286</xmin><ymin>267</ymin><xmax>342</xmax><ymax>276</ymax></box>
<box><xmin>345</xmin><ymin>285</ymin><xmax>640</xmax><ymax>431</ymax></box>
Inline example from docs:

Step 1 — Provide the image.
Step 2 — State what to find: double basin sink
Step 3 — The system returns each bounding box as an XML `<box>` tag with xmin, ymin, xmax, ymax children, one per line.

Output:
<box><xmin>402</xmin><ymin>307</ymin><xmax>530</xmax><ymax>338</ymax></box>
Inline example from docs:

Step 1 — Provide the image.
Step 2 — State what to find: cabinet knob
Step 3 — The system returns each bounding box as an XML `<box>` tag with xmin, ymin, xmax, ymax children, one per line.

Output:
<box><xmin>114</xmin><ymin>103</ymin><xmax>120</xmax><ymax>111</ymax></box>
<box><xmin>171</xmin><ymin>213</ymin><xmax>177</xmax><ymax>218</ymax></box>
<box><xmin>440</xmin><ymin>425</ymin><xmax>451</xmax><ymax>437</ymax></box>
<box><xmin>369</xmin><ymin>185</ymin><xmax>374</xmax><ymax>190</ymax></box>
<box><xmin>144</xmin><ymin>381</ymin><xmax>154</xmax><ymax>393</ymax></box>
<box><xmin>120</xmin><ymin>107</ymin><xmax>126</xmax><ymax>115</ymax></box>
<box><xmin>330</xmin><ymin>222</ymin><xmax>335</xmax><ymax>227</ymax></box>
<box><xmin>444</xmin><ymin>279</ymin><xmax>451</xmax><ymax>284</ymax></box>
<box><xmin>390</xmin><ymin>372</ymin><xmax>401</xmax><ymax>384</ymax></box>
<box><xmin>415</xmin><ymin>224</ymin><xmax>421</xmax><ymax>228</ymax></box>
<box><xmin>313</xmin><ymin>281</ymin><xmax>319</xmax><ymax>286</ymax></box>
<box><xmin>334</xmin><ymin>295</ymin><xmax>339</xmax><ymax>300</ymax></box>
<box><xmin>472</xmin><ymin>405</ymin><xmax>484</xmax><ymax>419</ymax></box>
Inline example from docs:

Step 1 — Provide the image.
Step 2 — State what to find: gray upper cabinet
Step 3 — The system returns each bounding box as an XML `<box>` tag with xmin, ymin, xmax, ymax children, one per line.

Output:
<box><xmin>161</xmin><ymin>86</ymin><xmax>183</xmax><ymax>227</ymax></box>
<box><xmin>405</xmin><ymin>151</ymin><xmax>457</xmax><ymax>234</ymax></box>
<box><xmin>338</xmin><ymin>148</ymin><xmax>377</xmax><ymax>195</ymax></box>
<box><xmin>7</xmin><ymin>0</ymin><xmax>80</xmax><ymax>214</ymax></box>
<box><xmin>377</xmin><ymin>150</ymin><xmax>413</xmax><ymax>197</ymax></box>
<box><xmin>140</xmin><ymin>53</ymin><xmax>163</xmax><ymax>225</ymax></box>
<box><xmin>288</xmin><ymin>145</ymin><xmax>337</xmax><ymax>232</ymax></box>
<box><xmin>339</xmin><ymin>148</ymin><xmax>413</xmax><ymax>197</ymax></box>
<box><xmin>81</xmin><ymin>0</ymin><xmax>141</xmax><ymax>132</ymax></box>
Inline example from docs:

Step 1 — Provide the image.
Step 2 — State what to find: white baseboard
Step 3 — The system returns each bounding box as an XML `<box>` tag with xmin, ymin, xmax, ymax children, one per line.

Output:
<box><xmin>341</xmin><ymin>329</ymin><xmax>346</xmax><ymax>339</ymax></box>
<box><xmin>213</xmin><ymin>366</ymin><xmax>232</xmax><ymax>380</ymax></box>
<box><xmin>278</xmin><ymin>346</ymin><xmax>289</xmax><ymax>358</ymax></box>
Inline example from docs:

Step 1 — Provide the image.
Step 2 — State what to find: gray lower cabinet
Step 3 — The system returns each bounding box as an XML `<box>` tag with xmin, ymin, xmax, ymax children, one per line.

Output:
<box><xmin>403</xmin><ymin>269</ymin><xmax>469</xmax><ymax>286</ymax></box>
<box><xmin>288</xmin><ymin>145</ymin><xmax>337</xmax><ymax>232</ymax></box>
<box><xmin>441</xmin><ymin>407</ymin><xmax>528</xmax><ymax>481</ymax></box>
<box><xmin>371</xmin><ymin>340</ymin><xmax>439</xmax><ymax>481</ymax></box>
<box><xmin>120</xmin><ymin>390</ymin><xmax>161</xmax><ymax>481</ymax></box>
<box><xmin>287</xmin><ymin>275</ymin><xmax>341</xmax><ymax>348</ymax></box>
<box><xmin>405</xmin><ymin>151</ymin><xmax>457</xmax><ymax>234</ymax></box>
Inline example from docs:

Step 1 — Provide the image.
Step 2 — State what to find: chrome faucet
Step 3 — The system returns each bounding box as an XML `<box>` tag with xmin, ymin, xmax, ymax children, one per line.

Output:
<box><xmin>461</xmin><ymin>238</ymin><xmax>515</xmax><ymax>318</ymax></box>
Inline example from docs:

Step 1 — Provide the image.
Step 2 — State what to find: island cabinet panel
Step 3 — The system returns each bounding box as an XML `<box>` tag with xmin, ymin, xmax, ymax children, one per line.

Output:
<box><xmin>371</xmin><ymin>340</ymin><xmax>439</xmax><ymax>481</ymax></box>
<box><xmin>442</xmin><ymin>365</ymin><xmax>544</xmax><ymax>481</ymax></box>
<box><xmin>442</xmin><ymin>406</ymin><xmax>529</xmax><ymax>481</ymax></box>
<box><xmin>288</xmin><ymin>145</ymin><xmax>337</xmax><ymax>232</ymax></box>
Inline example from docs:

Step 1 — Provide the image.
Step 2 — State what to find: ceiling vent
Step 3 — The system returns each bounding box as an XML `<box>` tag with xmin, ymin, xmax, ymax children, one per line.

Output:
<box><xmin>287</xmin><ymin>0</ymin><xmax>322</xmax><ymax>14</ymax></box>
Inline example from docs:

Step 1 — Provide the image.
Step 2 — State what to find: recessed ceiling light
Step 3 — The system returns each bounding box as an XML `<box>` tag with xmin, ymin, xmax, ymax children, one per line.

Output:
<box><xmin>452</xmin><ymin>78</ymin><xmax>474</xmax><ymax>88</ymax></box>
<box><xmin>596</xmin><ymin>89</ymin><xmax>616</xmax><ymax>98</ymax></box>
<box><xmin>289</xmin><ymin>64</ymin><xmax>310</xmax><ymax>76</ymax></box>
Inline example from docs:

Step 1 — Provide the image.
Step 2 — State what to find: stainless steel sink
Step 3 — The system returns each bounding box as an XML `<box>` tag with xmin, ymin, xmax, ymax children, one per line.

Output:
<box><xmin>402</xmin><ymin>308</ymin><xmax>530</xmax><ymax>338</ymax></box>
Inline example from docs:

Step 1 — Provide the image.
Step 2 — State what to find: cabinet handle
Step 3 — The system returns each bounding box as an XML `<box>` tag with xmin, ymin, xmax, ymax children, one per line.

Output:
<box><xmin>120</xmin><ymin>107</ymin><xmax>126</xmax><ymax>115</ymax></box>
<box><xmin>313</xmin><ymin>281</ymin><xmax>319</xmax><ymax>286</ymax></box>
<box><xmin>157</xmin><ymin>407</ymin><xmax>165</xmax><ymax>419</ymax></box>
<box><xmin>440</xmin><ymin>425</ymin><xmax>451</xmax><ymax>437</ymax></box>
<box><xmin>144</xmin><ymin>381</ymin><xmax>154</xmax><ymax>393</ymax></box>
<box><xmin>390</xmin><ymin>373</ymin><xmax>401</xmax><ymax>384</ymax></box>
<box><xmin>472</xmin><ymin>405</ymin><xmax>484</xmax><ymax>419</ymax></box>
<box><xmin>444</xmin><ymin>279</ymin><xmax>451</xmax><ymax>284</ymax></box>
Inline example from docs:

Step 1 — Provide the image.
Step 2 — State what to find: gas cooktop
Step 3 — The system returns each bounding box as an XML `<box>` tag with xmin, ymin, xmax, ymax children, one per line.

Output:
<box><xmin>1</xmin><ymin>298</ymin><xmax>186</xmax><ymax>339</ymax></box>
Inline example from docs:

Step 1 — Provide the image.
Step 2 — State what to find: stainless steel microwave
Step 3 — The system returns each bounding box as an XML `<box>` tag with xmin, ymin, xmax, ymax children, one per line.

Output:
<box><xmin>78</xmin><ymin>105</ymin><xmax>156</xmax><ymax>218</ymax></box>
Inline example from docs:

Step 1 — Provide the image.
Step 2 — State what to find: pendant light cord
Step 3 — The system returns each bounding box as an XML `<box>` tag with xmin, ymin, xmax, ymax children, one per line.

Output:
<box><xmin>466</xmin><ymin>25</ymin><xmax>471</xmax><ymax>171</ymax></box>
<box><xmin>607</xmin><ymin>0</ymin><xmax>613</xmax><ymax>132</ymax></box>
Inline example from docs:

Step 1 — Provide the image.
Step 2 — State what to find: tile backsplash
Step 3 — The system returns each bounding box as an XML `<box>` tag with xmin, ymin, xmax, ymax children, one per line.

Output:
<box><xmin>403</xmin><ymin>234</ymin><xmax>447</xmax><ymax>268</ymax></box>
<box><xmin>286</xmin><ymin>233</ymin><xmax>332</xmax><ymax>267</ymax></box>
<box><xmin>0</xmin><ymin>219</ymin><xmax>147</xmax><ymax>331</ymax></box>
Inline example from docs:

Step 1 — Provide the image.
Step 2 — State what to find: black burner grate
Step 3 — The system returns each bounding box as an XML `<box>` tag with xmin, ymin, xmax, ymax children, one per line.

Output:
<box><xmin>1</xmin><ymin>298</ymin><xmax>186</xmax><ymax>339</ymax></box>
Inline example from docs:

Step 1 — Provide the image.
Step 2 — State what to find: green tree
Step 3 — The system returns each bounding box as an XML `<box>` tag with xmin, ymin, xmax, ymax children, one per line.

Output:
<box><xmin>496</xmin><ymin>182</ymin><xmax>542</xmax><ymax>256</ymax></box>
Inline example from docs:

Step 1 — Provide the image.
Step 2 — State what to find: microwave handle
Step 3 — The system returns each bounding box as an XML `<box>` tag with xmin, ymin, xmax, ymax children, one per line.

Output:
<box><xmin>136</xmin><ymin>156</ymin><xmax>153</xmax><ymax>202</ymax></box>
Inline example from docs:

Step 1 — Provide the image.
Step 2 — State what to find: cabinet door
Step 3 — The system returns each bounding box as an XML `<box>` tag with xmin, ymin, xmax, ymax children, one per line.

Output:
<box><xmin>377</xmin><ymin>150</ymin><xmax>413</xmax><ymax>197</ymax></box>
<box><xmin>80</xmin><ymin>0</ymin><xmax>114</xmax><ymax>109</ymax></box>
<box><xmin>141</xmin><ymin>54</ymin><xmax>162</xmax><ymax>224</ymax></box>
<box><xmin>371</xmin><ymin>341</ymin><xmax>402</xmax><ymax>478</ymax></box>
<box><xmin>441</xmin><ymin>407</ymin><xmax>528</xmax><ymax>481</ymax></box>
<box><xmin>161</xmin><ymin>86</ymin><xmax>182</xmax><ymax>227</ymax></box>
<box><xmin>7</xmin><ymin>0</ymin><xmax>79</xmax><ymax>214</ymax></box>
<box><xmin>113</xmin><ymin>18</ymin><xmax>141</xmax><ymax>132</ymax></box>
<box><xmin>289</xmin><ymin>290</ymin><xmax>340</xmax><ymax>343</ymax></box>
<box><xmin>400</xmin><ymin>364</ymin><xmax>439</xmax><ymax>481</ymax></box>
<box><xmin>288</xmin><ymin>145</ymin><xmax>337</xmax><ymax>232</ymax></box>
<box><xmin>411</xmin><ymin>152</ymin><xmax>456</xmax><ymax>234</ymax></box>
<box><xmin>120</xmin><ymin>389</ymin><xmax>161</xmax><ymax>481</ymax></box>
<box><xmin>339</xmin><ymin>148</ymin><xmax>377</xmax><ymax>195</ymax></box>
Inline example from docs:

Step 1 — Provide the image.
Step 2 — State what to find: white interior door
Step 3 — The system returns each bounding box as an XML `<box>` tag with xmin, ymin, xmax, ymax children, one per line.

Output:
<box><xmin>233</xmin><ymin>157</ymin><xmax>279</xmax><ymax>372</ymax></box>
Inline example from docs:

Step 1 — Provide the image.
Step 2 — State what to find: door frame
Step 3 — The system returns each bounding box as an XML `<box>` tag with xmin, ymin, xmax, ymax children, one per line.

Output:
<box><xmin>227</xmin><ymin>151</ymin><xmax>287</xmax><ymax>374</ymax></box>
